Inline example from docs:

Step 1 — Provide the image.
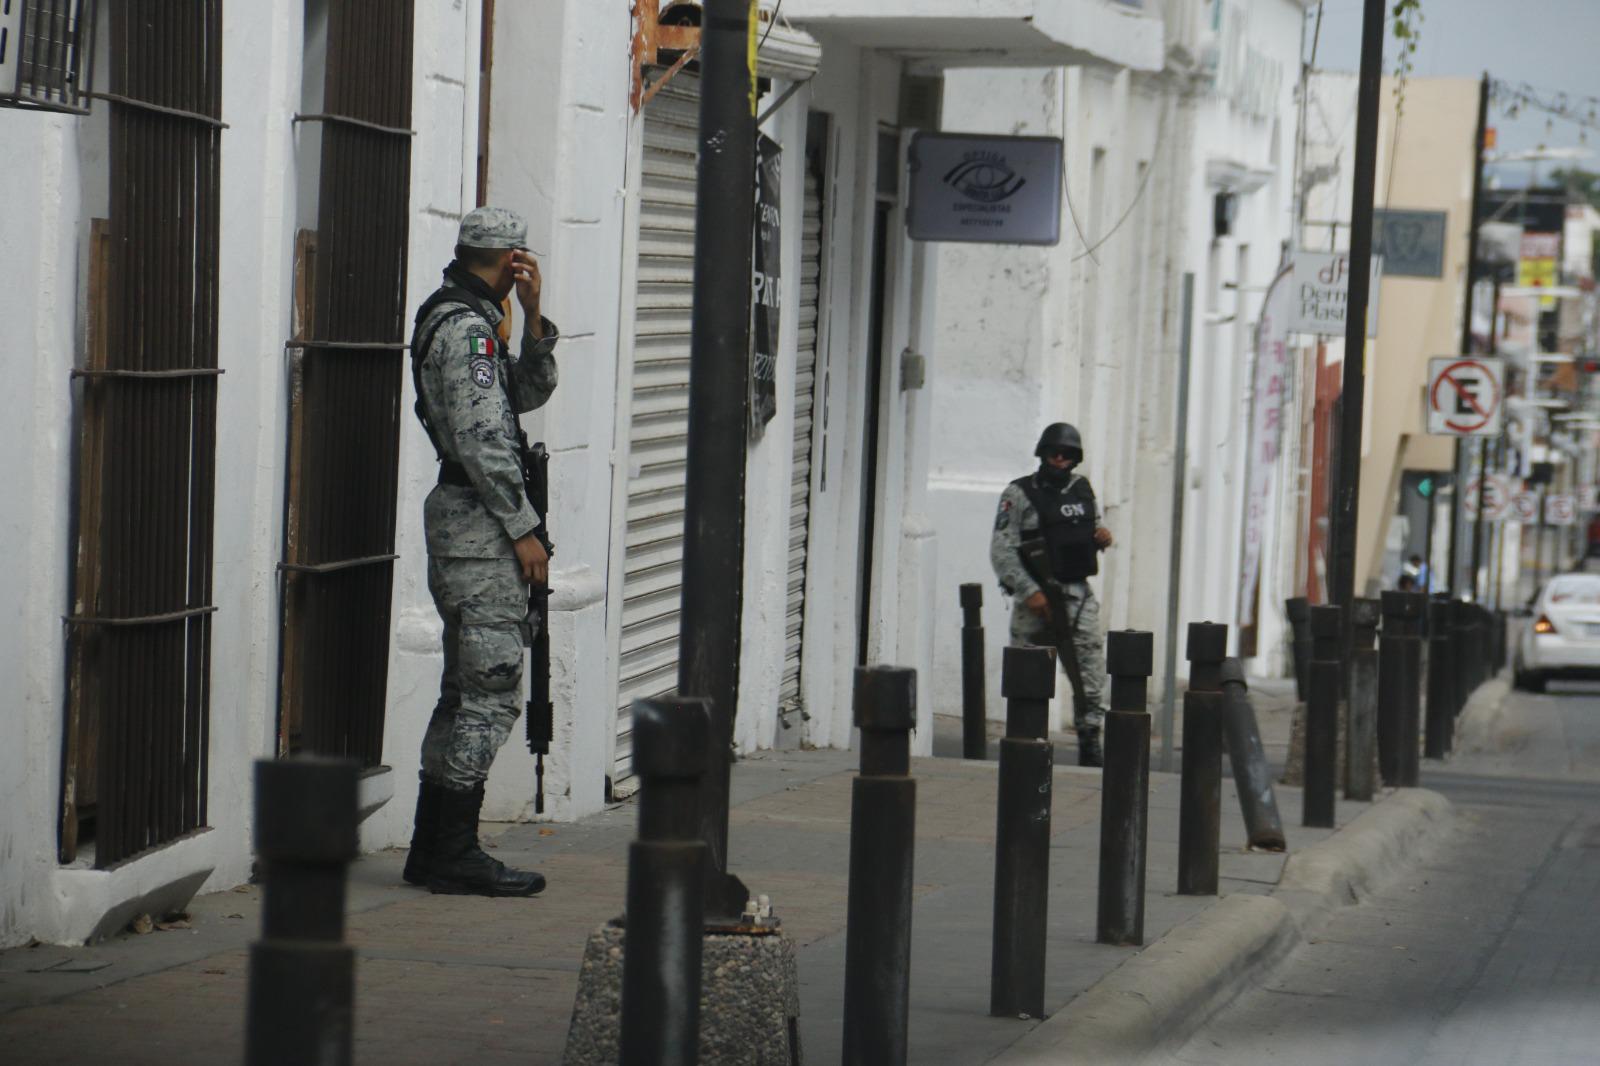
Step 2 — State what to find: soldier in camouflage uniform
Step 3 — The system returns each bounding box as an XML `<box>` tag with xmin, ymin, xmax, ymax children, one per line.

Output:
<box><xmin>403</xmin><ymin>207</ymin><xmax>559</xmax><ymax>897</ymax></box>
<box><xmin>989</xmin><ymin>423</ymin><xmax>1114</xmax><ymax>766</ymax></box>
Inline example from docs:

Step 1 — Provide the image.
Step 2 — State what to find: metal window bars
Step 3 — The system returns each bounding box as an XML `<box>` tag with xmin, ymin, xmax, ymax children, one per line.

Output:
<box><xmin>276</xmin><ymin>0</ymin><xmax>416</xmax><ymax>766</ymax></box>
<box><xmin>61</xmin><ymin>1</ymin><xmax>223</xmax><ymax>867</ymax></box>
<box><xmin>0</xmin><ymin>0</ymin><xmax>96</xmax><ymax>114</ymax></box>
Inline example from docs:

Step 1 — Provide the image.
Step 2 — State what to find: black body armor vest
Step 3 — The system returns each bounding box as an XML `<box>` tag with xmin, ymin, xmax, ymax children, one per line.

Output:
<box><xmin>1014</xmin><ymin>473</ymin><xmax>1098</xmax><ymax>582</ymax></box>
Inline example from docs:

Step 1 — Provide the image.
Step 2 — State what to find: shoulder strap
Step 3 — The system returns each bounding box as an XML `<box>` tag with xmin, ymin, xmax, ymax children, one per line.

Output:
<box><xmin>1011</xmin><ymin>474</ymin><xmax>1051</xmax><ymax>524</ymax></box>
<box><xmin>410</xmin><ymin>293</ymin><xmax>479</xmax><ymax>462</ymax></box>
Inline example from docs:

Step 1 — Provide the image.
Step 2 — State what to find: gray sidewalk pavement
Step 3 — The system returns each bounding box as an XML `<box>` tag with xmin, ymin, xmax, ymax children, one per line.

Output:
<box><xmin>1</xmin><ymin>679</ymin><xmax>1347</xmax><ymax>1066</ymax></box>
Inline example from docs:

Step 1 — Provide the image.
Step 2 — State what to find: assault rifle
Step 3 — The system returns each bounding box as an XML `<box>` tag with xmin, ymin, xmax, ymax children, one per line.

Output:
<box><xmin>520</xmin><ymin>437</ymin><xmax>554</xmax><ymax>814</ymax></box>
<box><xmin>1018</xmin><ymin>536</ymin><xmax>1090</xmax><ymax>715</ymax></box>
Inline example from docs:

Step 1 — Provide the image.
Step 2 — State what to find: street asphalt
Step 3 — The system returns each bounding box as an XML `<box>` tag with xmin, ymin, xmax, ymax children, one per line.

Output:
<box><xmin>1163</xmin><ymin>679</ymin><xmax>1600</xmax><ymax>1066</ymax></box>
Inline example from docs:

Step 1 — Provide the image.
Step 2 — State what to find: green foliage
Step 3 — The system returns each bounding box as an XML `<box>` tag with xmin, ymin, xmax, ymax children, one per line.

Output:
<box><xmin>1392</xmin><ymin>0</ymin><xmax>1424</xmax><ymax>117</ymax></box>
<box><xmin>1551</xmin><ymin>168</ymin><xmax>1600</xmax><ymax>212</ymax></box>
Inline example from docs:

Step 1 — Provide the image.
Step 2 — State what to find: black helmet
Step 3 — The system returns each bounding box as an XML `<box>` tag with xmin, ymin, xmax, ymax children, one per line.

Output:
<box><xmin>1035</xmin><ymin>422</ymin><xmax>1083</xmax><ymax>462</ymax></box>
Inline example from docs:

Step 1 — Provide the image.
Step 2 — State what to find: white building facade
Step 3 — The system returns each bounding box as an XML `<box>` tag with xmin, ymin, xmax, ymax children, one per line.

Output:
<box><xmin>2</xmin><ymin>0</ymin><xmax>1305</xmax><ymax>948</ymax></box>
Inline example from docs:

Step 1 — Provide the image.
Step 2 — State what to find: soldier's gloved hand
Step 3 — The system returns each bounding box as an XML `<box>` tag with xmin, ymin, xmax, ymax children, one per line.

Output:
<box><xmin>1025</xmin><ymin>591</ymin><xmax>1051</xmax><ymax>620</ymax></box>
<box><xmin>514</xmin><ymin>532</ymin><xmax>549</xmax><ymax>587</ymax></box>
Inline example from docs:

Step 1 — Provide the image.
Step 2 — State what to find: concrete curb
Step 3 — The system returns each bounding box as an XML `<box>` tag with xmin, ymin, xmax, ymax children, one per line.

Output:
<box><xmin>989</xmin><ymin>788</ymin><xmax>1454</xmax><ymax>1065</ymax></box>
<box><xmin>1454</xmin><ymin>674</ymin><xmax>1513</xmax><ymax>755</ymax></box>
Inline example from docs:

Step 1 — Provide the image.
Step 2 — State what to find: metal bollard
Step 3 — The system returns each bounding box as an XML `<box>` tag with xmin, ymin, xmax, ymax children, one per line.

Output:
<box><xmin>1218</xmin><ymin>659</ymin><xmax>1286</xmax><ymax>851</ymax></box>
<box><xmin>1176</xmin><ymin>688</ymin><xmax>1224</xmax><ymax>895</ymax></box>
<box><xmin>1286</xmin><ymin>597</ymin><xmax>1312</xmax><ymax>703</ymax></box>
<box><xmin>1426</xmin><ymin>598</ymin><xmax>1456</xmax><ymax>760</ymax></box>
<box><xmin>1399</xmin><ymin>592</ymin><xmax>1427</xmax><ymax>787</ymax></box>
<box><xmin>843</xmin><ymin>666</ymin><xmax>919</xmax><ymax>1065</ymax></box>
<box><xmin>621</xmin><ymin>697</ymin><xmax>712</xmax><ymax>1066</ymax></box>
<box><xmin>1346</xmin><ymin>599</ymin><xmax>1379</xmax><ymax>802</ymax></box>
<box><xmin>1304</xmin><ymin>605</ymin><xmax>1342</xmax><ymax>829</ymax></box>
<box><xmin>1186</xmin><ymin>621</ymin><xmax>1229</xmax><ymax>693</ymax></box>
<box><xmin>1175</xmin><ymin>621</ymin><xmax>1228</xmax><ymax>897</ymax></box>
<box><xmin>990</xmin><ymin>646</ymin><xmax>1055</xmax><ymax>1020</ymax></box>
<box><xmin>1451</xmin><ymin>599</ymin><xmax>1474</xmax><ymax>717</ymax></box>
<box><xmin>1098</xmin><ymin>630</ymin><xmax>1153</xmax><ymax>946</ymax></box>
<box><xmin>246</xmin><ymin>757</ymin><xmax>359</xmax><ymax>1066</ymax></box>
<box><xmin>960</xmin><ymin>583</ymin><xmax>988</xmax><ymax>761</ymax></box>
<box><xmin>1378</xmin><ymin>592</ymin><xmax>1416</xmax><ymax>786</ymax></box>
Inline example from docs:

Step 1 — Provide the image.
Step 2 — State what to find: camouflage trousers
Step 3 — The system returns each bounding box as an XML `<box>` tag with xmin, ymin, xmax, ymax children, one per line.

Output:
<box><xmin>1010</xmin><ymin>581</ymin><xmax>1106</xmax><ymax>733</ymax></box>
<box><xmin>421</xmin><ymin>556</ymin><xmax>527</xmax><ymax>791</ymax></box>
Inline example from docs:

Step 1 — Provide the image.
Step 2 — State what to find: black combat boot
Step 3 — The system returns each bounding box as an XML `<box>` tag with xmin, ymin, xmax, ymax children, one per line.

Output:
<box><xmin>402</xmin><ymin>775</ymin><xmax>444</xmax><ymax>886</ymax></box>
<box><xmin>1077</xmin><ymin>725</ymin><xmax>1104</xmax><ymax>768</ymax></box>
<box><xmin>427</xmin><ymin>784</ymin><xmax>546</xmax><ymax>897</ymax></box>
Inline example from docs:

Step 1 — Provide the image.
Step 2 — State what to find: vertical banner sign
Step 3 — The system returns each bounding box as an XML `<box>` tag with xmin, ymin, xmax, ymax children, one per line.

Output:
<box><xmin>1238</xmin><ymin>267</ymin><xmax>1294</xmax><ymax>633</ymax></box>
<box><xmin>749</xmin><ymin>133</ymin><xmax>782</xmax><ymax>440</ymax></box>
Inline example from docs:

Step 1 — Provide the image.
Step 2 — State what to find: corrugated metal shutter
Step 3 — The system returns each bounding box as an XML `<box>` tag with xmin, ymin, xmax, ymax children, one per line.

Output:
<box><xmin>780</xmin><ymin>167</ymin><xmax>824</xmax><ymax>711</ymax></box>
<box><xmin>615</xmin><ymin>71</ymin><xmax>699</xmax><ymax>786</ymax></box>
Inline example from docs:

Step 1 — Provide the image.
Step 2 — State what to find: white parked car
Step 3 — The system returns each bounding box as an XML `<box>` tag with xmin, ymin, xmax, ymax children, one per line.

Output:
<box><xmin>1513</xmin><ymin>573</ymin><xmax>1600</xmax><ymax>692</ymax></box>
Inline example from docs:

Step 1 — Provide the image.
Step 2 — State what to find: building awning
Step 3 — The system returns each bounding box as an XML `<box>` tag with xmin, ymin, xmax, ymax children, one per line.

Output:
<box><xmin>781</xmin><ymin>0</ymin><xmax>1165</xmax><ymax>72</ymax></box>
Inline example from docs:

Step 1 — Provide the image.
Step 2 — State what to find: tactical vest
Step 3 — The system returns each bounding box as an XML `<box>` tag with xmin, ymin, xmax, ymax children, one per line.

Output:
<box><xmin>409</xmin><ymin>284</ymin><xmax>501</xmax><ymax>475</ymax></box>
<box><xmin>1014</xmin><ymin>473</ymin><xmax>1098</xmax><ymax>582</ymax></box>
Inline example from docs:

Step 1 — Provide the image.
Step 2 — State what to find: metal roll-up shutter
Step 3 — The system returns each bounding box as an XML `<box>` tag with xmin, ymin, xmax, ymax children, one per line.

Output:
<box><xmin>615</xmin><ymin>71</ymin><xmax>699</xmax><ymax>787</ymax></box>
<box><xmin>780</xmin><ymin>165</ymin><xmax>825</xmax><ymax>712</ymax></box>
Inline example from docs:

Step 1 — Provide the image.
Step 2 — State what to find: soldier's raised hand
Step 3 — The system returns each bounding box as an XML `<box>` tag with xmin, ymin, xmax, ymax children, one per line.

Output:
<box><xmin>511</xmin><ymin>249</ymin><xmax>543</xmax><ymax>336</ymax></box>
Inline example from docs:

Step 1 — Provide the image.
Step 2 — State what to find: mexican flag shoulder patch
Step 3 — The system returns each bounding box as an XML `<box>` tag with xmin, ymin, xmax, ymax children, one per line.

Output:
<box><xmin>470</xmin><ymin>335</ymin><xmax>494</xmax><ymax>357</ymax></box>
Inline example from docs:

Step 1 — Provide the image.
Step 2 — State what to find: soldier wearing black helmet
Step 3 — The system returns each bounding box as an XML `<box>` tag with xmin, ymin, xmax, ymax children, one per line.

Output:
<box><xmin>989</xmin><ymin>423</ymin><xmax>1114</xmax><ymax>765</ymax></box>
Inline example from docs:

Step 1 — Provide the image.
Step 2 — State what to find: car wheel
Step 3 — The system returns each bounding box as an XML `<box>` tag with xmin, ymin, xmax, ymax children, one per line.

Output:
<box><xmin>1525</xmin><ymin>672</ymin><xmax>1547</xmax><ymax>694</ymax></box>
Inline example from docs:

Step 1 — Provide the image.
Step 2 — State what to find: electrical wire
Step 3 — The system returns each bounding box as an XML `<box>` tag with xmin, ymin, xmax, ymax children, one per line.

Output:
<box><xmin>1491</xmin><ymin>78</ymin><xmax>1600</xmax><ymax>136</ymax></box>
<box><xmin>1073</xmin><ymin>98</ymin><xmax>1167</xmax><ymax>263</ymax></box>
<box><xmin>759</xmin><ymin>0</ymin><xmax>783</xmax><ymax>51</ymax></box>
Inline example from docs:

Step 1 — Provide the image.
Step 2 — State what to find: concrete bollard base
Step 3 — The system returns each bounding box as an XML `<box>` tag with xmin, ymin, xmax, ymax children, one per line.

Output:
<box><xmin>563</xmin><ymin>919</ymin><xmax>802</xmax><ymax>1065</ymax></box>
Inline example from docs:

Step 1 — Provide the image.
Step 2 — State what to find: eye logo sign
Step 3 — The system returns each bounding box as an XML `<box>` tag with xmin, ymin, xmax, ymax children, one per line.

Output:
<box><xmin>943</xmin><ymin>154</ymin><xmax>1027</xmax><ymax>203</ymax></box>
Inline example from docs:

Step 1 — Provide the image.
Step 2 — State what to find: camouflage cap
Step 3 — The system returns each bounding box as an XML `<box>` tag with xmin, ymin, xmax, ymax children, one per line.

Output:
<box><xmin>457</xmin><ymin>206</ymin><xmax>527</xmax><ymax>250</ymax></box>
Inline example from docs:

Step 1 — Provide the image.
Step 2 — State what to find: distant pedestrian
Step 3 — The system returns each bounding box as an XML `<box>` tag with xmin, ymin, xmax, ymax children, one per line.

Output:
<box><xmin>1404</xmin><ymin>553</ymin><xmax>1431</xmax><ymax>593</ymax></box>
<box><xmin>1397</xmin><ymin>573</ymin><xmax>1417</xmax><ymax>592</ymax></box>
<box><xmin>403</xmin><ymin>207</ymin><xmax>561</xmax><ymax>897</ymax></box>
<box><xmin>989</xmin><ymin>423</ymin><xmax>1114</xmax><ymax>766</ymax></box>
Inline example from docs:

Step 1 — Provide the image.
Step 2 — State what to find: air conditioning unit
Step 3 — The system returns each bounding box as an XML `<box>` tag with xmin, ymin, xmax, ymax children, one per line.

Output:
<box><xmin>0</xmin><ymin>0</ymin><xmax>96</xmax><ymax>115</ymax></box>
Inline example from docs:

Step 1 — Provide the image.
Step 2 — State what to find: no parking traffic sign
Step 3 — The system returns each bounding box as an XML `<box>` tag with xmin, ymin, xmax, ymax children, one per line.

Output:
<box><xmin>1462</xmin><ymin>474</ymin><xmax>1511</xmax><ymax>521</ymax></box>
<box><xmin>1508</xmin><ymin>491</ymin><xmax>1540</xmax><ymax>524</ymax></box>
<box><xmin>1427</xmin><ymin>357</ymin><xmax>1504</xmax><ymax>437</ymax></box>
<box><xmin>1546</xmin><ymin>494</ymin><xmax>1578</xmax><ymax>526</ymax></box>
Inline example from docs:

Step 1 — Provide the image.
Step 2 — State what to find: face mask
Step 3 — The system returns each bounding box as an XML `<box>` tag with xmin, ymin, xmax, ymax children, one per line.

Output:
<box><xmin>1038</xmin><ymin>462</ymin><xmax>1072</xmax><ymax>485</ymax></box>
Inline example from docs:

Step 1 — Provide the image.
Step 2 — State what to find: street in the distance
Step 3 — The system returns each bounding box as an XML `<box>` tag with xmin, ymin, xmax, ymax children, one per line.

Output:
<box><xmin>1165</xmin><ymin>681</ymin><xmax>1600</xmax><ymax>1066</ymax></box>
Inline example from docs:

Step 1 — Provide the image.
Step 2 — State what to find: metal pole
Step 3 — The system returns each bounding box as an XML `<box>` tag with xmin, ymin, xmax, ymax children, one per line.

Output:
<box><xmin>1452</xmin><ymin>599</ymin><xmax>1475</xmax><ymax>717</ymax></box>
<box><xmin>1176</xmin><ymin>688</ymin><xmax>1224</xmax><ymax>896</ymax></box>
<box><xmin>959</xmin><ymin>583</ymin><xmax>988</xmax><ymax>760</ymax></box>
<box><xmin>1304</xmin><ymin>605</ymin><xmax>1342</xmax><ymax>828</ymax></box>
<box><xmin>1098</xmin><ymin>630</ymin><xmax>1153</xmax><ymax>946</ymax></box>
<box><xmin>621</xmin><ymin>698</ymin><xmax>711</xmax><ymax>1066</ymax></box>
<box><xmin>990</xmin><ymin>646</ymin><xmax>1055</xmax><ymax>1020</ymax></box>
<box><xmin>1327</xmin><ymin>0</ymin><xmax>1386</xmax><ymax>613</ymax></box>
<box><xmin>1464</xmin><ymin>74</ymin><xmax>1492</xmax><ymax>603</ymax></box>
<box><xmin>680</xmin><ymin>0</ymin><xmax>757</xmax><ymax>920</ymax></box>
<box><xmin>1218</xmin><ymin>659</ymin><xmax>1286</xmax><ymax>851</ymax></box>
<box><xmin>1160</xmin><ymin>274</ymin><xmax>1197</xmax><ymax>774</ymax></box>
<box><xmin>1425</xmin><ymin>597</ymin><xmax>1455</xmax><ymax>761</ymax></box>
<box><xmin>843</xmin><ymin>667</ymin><xmax>918</xmax><ymax>1065</ymax></box>
<box><xmin>1346</xmin><ymin>599</ymin><xmax>1379</xmax><ymax>801</ymax></box>
<box><xmin>246</xmin><ymin>757</ymin><xmax>359</xmax><ymax>1066</ymax></box>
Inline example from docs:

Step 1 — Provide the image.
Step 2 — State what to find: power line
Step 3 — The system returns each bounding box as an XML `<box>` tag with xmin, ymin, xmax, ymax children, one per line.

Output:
<box><xmin>1490</xmin><ymin>78</ymin><xmax>1600</xmax><ymax>136</ymax></box>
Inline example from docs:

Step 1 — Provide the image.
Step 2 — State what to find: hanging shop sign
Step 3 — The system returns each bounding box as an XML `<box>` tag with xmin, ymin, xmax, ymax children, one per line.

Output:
<box><xmin>1288</xmin><ymin>250</ymin><xmax>1382</xmax><ymax>337</ymax></box>
<box><xmin>1373</xmin><ymin>209</ymin><xmax>1447</xmax><ymax>278</ymax></box>
<box><xmin>1426</xmin><ymin>357</ymin><xmax>1504</xmax><ymax>437</ymax></box>
<box><xmin>906</xmin><ymin>132</ymin><xmax>1063</xmax><ymax>246</ymax></box>
<box><xmin>750</xmin><ymin>133</ymin><xmax>782</xmax><ymax>441</ymax></box>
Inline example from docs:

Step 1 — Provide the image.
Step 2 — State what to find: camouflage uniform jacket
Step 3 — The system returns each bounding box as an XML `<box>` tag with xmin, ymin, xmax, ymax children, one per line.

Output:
<box><xmin>988</xmin><ymin>471</ymin><xmax>1100</xmax><ymax>600</ymax></box>
<box><xmin>413</xmin><ymin>279</ymin><xmax>560</xmax><ymax>559</ymax></box>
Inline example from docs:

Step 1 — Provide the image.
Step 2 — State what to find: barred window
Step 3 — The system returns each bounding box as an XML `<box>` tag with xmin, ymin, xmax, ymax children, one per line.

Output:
<box><xmin>0</xmin><ymin>0</ymin><xmax>97</xmax><ymax>114</ymax></box>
